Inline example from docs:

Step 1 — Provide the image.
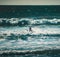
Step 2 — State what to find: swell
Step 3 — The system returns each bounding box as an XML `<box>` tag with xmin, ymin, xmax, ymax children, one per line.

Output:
<box><xmin>0</xmin><ymin>18</ymin><xmax>60</xmax><ymax>26</ymax></box>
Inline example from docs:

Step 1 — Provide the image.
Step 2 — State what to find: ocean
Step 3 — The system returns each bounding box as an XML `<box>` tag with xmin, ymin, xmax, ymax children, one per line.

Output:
<box><xmin>0</xmin><ymin>5</ymin><xmax>60</xmax><ymax>57</ymax></box>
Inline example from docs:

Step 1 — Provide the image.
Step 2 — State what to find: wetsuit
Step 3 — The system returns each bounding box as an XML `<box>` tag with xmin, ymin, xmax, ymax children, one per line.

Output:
<box><xmin>29</xmin><ymin>27</ymin><xmax>32</xmax><ymax>31</ymax></box>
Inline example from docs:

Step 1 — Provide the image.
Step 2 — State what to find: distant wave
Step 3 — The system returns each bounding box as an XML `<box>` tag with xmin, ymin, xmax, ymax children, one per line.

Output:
<box><xmin>0</xmin><ymin>18</ymin><xmax>60</xmax><ymax>26</ymax></box>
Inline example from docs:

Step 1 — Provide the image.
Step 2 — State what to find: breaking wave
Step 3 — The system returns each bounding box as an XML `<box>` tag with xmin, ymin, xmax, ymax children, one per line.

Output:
<box><xmin>0</xmin><ymin>18</ymin><xmax>60</xmax><ymax>26</ymax></box>
<box><xmin>0</xmin><ymin>18</ymin><xmax>60</xmax><ymax>55</ymax></box>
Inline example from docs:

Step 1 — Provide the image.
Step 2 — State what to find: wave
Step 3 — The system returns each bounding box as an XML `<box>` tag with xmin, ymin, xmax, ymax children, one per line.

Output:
<box><xmin>0</xmin><ymin>26</ymin><xmax>60</xmax><ymax>41</ymax></box>
<box><xmin>0</xmin><ymin>34</ymin><xmax>60</xmax><ymax>41</ymax></box>
<box><xmin>0</xmin><ymin>31</ymin><xmax>60</xmax><ymax>55</ymax></box>
<box><xmin>0</xmin><ymin>49</ymin><xmax>60</xmax><ymax>55</ymax></box>
<box><xmin>0</xmin><ymin>26</ymin><xmax>60</xmax><ymax>35</ymax></box>
<box><xmin>0</xmin><ymin>32</ymin><xmax>60</xmax><ymax>40</ymax></box>
<box><xmin>0</xmin><ymin>18</ymin><xmax>60</xmax><ymax>26</ymax></box>
<box><xmin>0</xmin><ymin>18</ymin><xmax>60</xmax><ymax>55</ymax></box>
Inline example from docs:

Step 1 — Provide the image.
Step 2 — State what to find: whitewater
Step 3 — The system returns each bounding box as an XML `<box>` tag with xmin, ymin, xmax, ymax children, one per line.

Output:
<box><xmin>0</xmin><ymin>18</ymin><xmax>60</xmax><ymax>55</ymax></box>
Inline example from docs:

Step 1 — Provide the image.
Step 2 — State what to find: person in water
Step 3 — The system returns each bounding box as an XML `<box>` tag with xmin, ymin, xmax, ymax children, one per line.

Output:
<box><xmin>29</xmin><ymin>26</ymin><xmax>32</xmax><ymax>31</ymax></box>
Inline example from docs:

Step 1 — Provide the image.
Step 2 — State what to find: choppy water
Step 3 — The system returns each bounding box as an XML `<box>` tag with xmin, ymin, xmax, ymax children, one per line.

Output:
<box><xmin>0</xmin><ymin>18</ymin><xmax>60</xmax><ymax>57</ymax></box>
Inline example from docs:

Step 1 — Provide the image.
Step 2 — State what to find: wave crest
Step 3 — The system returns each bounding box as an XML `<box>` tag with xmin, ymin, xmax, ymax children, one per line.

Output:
<box><xmin>0</xmin><ymin>18</ymin><xmax>60</xmax><ymax>26</ymax></box>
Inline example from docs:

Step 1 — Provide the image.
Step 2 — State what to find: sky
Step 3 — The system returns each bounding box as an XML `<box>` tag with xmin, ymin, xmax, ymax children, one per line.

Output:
<box><xmin>0</xmin><ymin>0</ymin><xmax>60</xmax><ymax>5</ymax></box>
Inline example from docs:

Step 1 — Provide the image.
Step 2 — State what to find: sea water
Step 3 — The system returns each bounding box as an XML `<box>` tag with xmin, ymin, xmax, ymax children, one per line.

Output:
<box><xmin>0</xmin><ymin>18</ymin><xmax>60</xmax><ymax>57</ymax></box>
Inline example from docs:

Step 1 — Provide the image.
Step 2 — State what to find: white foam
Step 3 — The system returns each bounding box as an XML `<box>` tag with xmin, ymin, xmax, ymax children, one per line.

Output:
<box><xmin>0</xmin><ymin>26</ymin><xmax>60</xmax><ymax>35</ymax></box>
<box><xmin>0</xmin><ymin>39</ymin><xmax>5</xmax><ymax>41</ymax></box>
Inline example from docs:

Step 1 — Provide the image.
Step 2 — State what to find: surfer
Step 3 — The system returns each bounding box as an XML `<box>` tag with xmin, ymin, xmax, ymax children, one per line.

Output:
<box><xmin>29</xmin><ymin>26</ymin><xmax>32</xmax><ymax>32</ymax></box>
